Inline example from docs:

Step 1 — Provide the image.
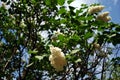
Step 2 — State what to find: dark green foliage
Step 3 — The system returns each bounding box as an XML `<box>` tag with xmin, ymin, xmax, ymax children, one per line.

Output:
<box><xmin>0</xmin><ymin>0</ymin><xmax>120</xmax><ymax>80</ymax></box>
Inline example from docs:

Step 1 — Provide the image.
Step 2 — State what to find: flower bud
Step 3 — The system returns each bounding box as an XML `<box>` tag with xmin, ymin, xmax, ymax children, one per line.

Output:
<box><xmin>93</xmin><ymin>43</ymin><xmax>100</xmax><ymax>49</ymax></box>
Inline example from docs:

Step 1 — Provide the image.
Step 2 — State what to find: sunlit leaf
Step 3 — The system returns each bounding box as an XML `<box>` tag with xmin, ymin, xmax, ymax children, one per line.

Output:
<box><xmin>75</xmin><ymin>59</ymin><xmax>81</xmax><ymax>63</ymax></box>
<box><xmin>57</xmin><ymin>0</ymin><xmax>65</xmax><ymax>5</ymax></box>
<box><xmin>26</xmin><ymin>62</ymin><xmax>34</xmax><ymax>68</ymax></box>
<box><xmin>35</xmin><ymin>54</ymin><xmax>47</xmax><ymax>61</ymax></box>
<box><xmin>71</xmin><ymin>49</ymin><xmax>80</xmax><ymax>54</ymax></box>
<box><xmin>28</xmin><ymin>50</ymin><xmax>38</xmax><ymax>54</ymax></box>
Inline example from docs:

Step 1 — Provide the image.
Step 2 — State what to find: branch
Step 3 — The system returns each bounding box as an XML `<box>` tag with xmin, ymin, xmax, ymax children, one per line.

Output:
<box><xmin>101</xmin><ymin>58</ymin><xmax>105</xmax><ymax>80</ymax></box>
<box><xmin>3</xmin><ymin>47</ymin><xmax>17</xmax><ymax>71</ymax></box>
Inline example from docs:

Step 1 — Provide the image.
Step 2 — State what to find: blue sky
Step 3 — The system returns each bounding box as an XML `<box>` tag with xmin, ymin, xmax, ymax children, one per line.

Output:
<box><xmin>71</xmin><ymin>0</ymin><xmax>120</xmax><ymax>24</ymax></box>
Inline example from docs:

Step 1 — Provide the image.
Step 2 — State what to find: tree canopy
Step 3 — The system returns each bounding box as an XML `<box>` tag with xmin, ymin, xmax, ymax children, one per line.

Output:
<box><xmin>0</xmin><ymin>0</ymin><xmax>120</xmax><ymax>80</ymax></box>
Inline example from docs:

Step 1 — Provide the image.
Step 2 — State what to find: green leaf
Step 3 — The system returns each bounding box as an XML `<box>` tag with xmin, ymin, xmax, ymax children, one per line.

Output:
<box><xmin>69</xmin><ymin>6</ymin><xmax>75</xmax><ymax>11</ymax></box>
<box><xmin>26</xmin><ymin>62</ymin><xmax>34</xmax><ymax>68</ymax></box>
<box><xmin>71</xmin><ymin>49</ymin><xmax>80</xmax><ymax>54</ymax></box>
<box><xmin>31</xmin><ymin>0</ymin><xmax>36</xmax><ymax>4</ymax></box>
<box><xmin>60</xmin><ymin>18</ymin><xmax>67</xmax><ymax>23</ymax></box>
<box><xmin>68</xmin><ymin>34</ymin><xmax>80</xmax><ymax>46</ymax></box>
<box><xmin>66</xmin><ymin>54</ymin><xmax>76</xmax><ymax>62</ymax></box>
<box><xmin>35</xmin><ymin>54</ymin><xmax>47</xmax><ymax>61</ymax></box>
<box><xmin>75</xmin><ymin>59</ymin><xmax>81</xmax><ymax>63</ymax></box>
<box><xmin>58</xmin><ymin>7</ymin><xmax>66</xmax><ymax>14</ymax></box>
<box><xmin>86</xmin><ymin>16</ymin><xmax>93</xmax><ymax>20</ymax></box>
<box><xmin>57</xmin><ymin>0</ymin><xmax>65</xmax><ymax>5</ymax></box>
<box><xmin>78</xmin><ymin>16</ymin><xmax>86</xmax><ymax>20</ymax></box>
<box><xmin>71</xmin><ymin>34</ymin><xmax>80</xmax><ymax>41</ymax></box>
<box><xmin>76</xmin><ymin>9</ymin><xmax>83</xmax><ymax>16</ymax></box>
<box><xmin>84</xmin><ymin>32</ymin><xmax>93</xmax><ymax>39</ymax></box>
<box><xmin>67</xmin><ymin>0</ymin><xmax>74</xmax><ymax>4</ymax></box>
<box><xmin>45</xmin><ymin>0</ymin><xmax>51</xmax><ymax>5</ymax></box>
<box><xmin>58</xmin><ymin>34</ymin><xmax>65</xmax><ymax>41</ymax></box>
<box><xmin>28</xmin><ymin>49</ymin><xmax>38</xmax><ymax>54</ymax></box>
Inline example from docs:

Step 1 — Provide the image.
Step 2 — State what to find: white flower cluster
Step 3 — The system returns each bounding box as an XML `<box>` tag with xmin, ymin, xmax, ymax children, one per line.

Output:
<box><xmin>49</xmin><ymin>46</ymin><xmax>67</xmax><ymax>72</ymax></box>
<box><xmin>97</xmin><ymin>12</ymin><xmax>111</xmax><ymax>22</ymax></box>
<box><xmin>88</xmin><ymin>5</ymin><xmax>104</xmax><ymax>14</ymax></box>
<box><xmin>88</xmin><ymin>5</ymin><xmax>111</xmax><ymax>22</ymax></box>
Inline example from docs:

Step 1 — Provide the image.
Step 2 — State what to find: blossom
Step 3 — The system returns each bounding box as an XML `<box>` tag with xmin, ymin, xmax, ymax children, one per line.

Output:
<box><xmin>101</xmin><ymin>11</ymin><xmax>109</xmax><ymax>16</ymax></box>
<box><xmin>101</xmin><ymin>16</ymin><xmax>111</xmax><ymax>22</ymax></box>
<box><xmin>49</xmin><ymin>46</ymin><xmax>67</xmax><ymax>72</ymax></box>
<box><xmin>106</xmin><ymin>16</ymin><xmax>111</xmax><ymax>21</ymax></box>
<box><xmin>97</xmin><ymin>12</ymin><xmax>111</xmax><ymax>22</ymax></box>
<box><xmin>88</xmin><ymin>5</ymin><xmax>104</xmax><ymax>14</ymax></box>
<box><xmin>97</xmin><ymin>12</ymin><xmax>109</xmax><ymax>18</ymax></box>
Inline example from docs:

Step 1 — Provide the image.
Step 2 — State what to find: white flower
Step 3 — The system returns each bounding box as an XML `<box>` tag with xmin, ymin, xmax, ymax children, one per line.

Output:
<box><xmin>97</xmin><ymin>12</ymin><xmax>111</xmax><ymax>22</ymax></box>
<box><xmin>105</xmin><ymin>16</ymin><xmax>111</xmax><ymax>22</ymax></box>
<box><xmin>101</xmin><ymin>11</ymin><xmax>109</xmax><ymax>16</ymax></box>
<box><xmin>49</xmin><ymin>46</ymin><xmax>67</xmax><ymax>72</ymax></box>
<box><xmin>88</xmin><ymin>5</ymin><xmax>104</xmax><ymax>14</ymax></box>
<box><xmin>97</xmin><ymin>12</ymin><xmax>109</xmax><ymax>18</ymax></box>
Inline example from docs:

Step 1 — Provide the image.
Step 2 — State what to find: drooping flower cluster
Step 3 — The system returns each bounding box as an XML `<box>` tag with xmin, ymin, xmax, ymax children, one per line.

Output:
<box><xmin>88</xmin><ymin>5</ymin><xmax>104</xmax><ymax>14</ymax></box>
<box><xmin>49</xmin><ymin>46</ymin><xmax>67</xmax><ymax>72</ymax></box>
<box><xmin>88</xmin><ymin>5</ymin><xmax>111</xmax><ymax>22</ymax></box>
<box><xmin>97</xmin><ymin>11</ymin><xmax>111</xmax><ymax>22</ymax></box>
